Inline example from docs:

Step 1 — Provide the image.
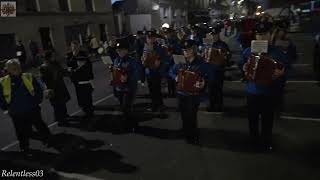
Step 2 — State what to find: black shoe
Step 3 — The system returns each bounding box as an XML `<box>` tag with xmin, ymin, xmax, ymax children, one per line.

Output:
<box><xmin>159</xmin><ymin>105</ymin><xmax>167</xmax><ymax>112</ymax></box>
<box><xmin>57</xmin><ymin>121</ymin><xmax>69</xmax><ymax>127</ymax></box>
<box><xmin>186</xmin><ymin>137</ymin><xmax>200</xmax><ymax>145</ymax></box>
<box><xmin>207</xmin><ymin>107</ymin><xmax>214</xmax><ymax>112</ymax></box>
<box><xmin>262</xmin><ymin>143</ymin><xmax>274</xmax><ymax>152</ymax></box>
<box><xmin>215</xmin><ymin>106</ymin><xmax>223</xmax><ymax>112</ymax></box>
<box><xmin>20</xmin><ymin>148</ymin><xmax>32</xmax><ymax>157</ymax></box>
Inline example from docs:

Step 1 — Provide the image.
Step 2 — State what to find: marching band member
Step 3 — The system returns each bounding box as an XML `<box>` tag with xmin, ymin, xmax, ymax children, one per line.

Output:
<box><xmin>164</xmin><ymin>28</ymin><xmax>180</xmax><ymax>97</ymax></box>
<box><xmin>272</xmin><ymin>20</ymin><xmax>297</xmax><ymax>68</ymax></box>
<box><xmin>111</xmin><ymin>38</ymin><xmax>141</xmax><ymax>132</ymax></box>
<box><xmin>66</xmin><ymin>41</ymin><xmax>94</xmax><ymax>123</ymax></box>
<box><xmin>142</xmin><ymin>31</ymin><xmax>170</xmax><ymax>112</ymax></box>
<box><xmin>106</xmin><ymin>37</ymin><xmax>119</xmax><ymax>62</ymax></box>
<box><xmin>169</xmin><ymin>40</ymin><xmax>213</xmax><ymax>145</ymax></box>
<box><xmin>207</xmin><ymin>27</ymin><xmax>232</xmax><ymax>112</ymax></box>
<box><xmin>241</xmin><ymin>21</ymin><xmax>289</xmax><ymax>151</ymax></box>
<box><xmin>188</xmin><ymin>26</ymin><xmax>203</xmax><ymax>47</ymax></box>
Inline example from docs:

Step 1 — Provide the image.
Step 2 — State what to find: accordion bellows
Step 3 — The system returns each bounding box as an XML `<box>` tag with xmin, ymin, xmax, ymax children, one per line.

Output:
<box><xmin>246</xmin><ymin>55</ymin><xmax>284</xmax><ymax>86</ymax></box>
<box><xmin>176</xmin><ymin>69</ymin><xmax>202</xmax><ymax>95</ymax></box>
<box><xmin>111</xmin><ymin>67</ymin><xmax>127</xmax><ymax>86</ymax></box>
<box><xmin>143</xmin><ymin>52</ymin><xmax>160</xmax><ymax>68</ymax></box>
<box><xmin>205</xmin><ymin>48</ymin><xmax>227</xmax><ymax>65</ymax></box>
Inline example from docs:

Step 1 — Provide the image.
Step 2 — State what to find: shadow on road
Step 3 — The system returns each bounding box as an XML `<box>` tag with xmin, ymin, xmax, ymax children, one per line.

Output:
<box><xmin>59</xmin><ymin>112</ymin><xmax>169</xmax><ymax>134</ymax></box>
<box><xmin>0</xmin><ymin>133</ymin><xmax>138</xmax><ymax>177</ymax></box>
<box><xmin>135</xmin><ymin>126</ymin><xmax>182</xmax><ymax>140</ymax></box>
<box><xmin>283</xmin><ymin>103</ymin><xmax>320</xmax><ymax>118</ymax></box>
<box><xmin>199</xmin><ymin>128</ymin><xmax>320</xmax><ymax>168</ymax></box>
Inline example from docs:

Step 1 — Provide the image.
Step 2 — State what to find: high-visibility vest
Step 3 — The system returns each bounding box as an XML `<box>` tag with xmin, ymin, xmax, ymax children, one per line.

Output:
<box><xmin>0</xmin><ymin>73</ymin><xmax>35</xmax><ymax>104</ymax></box>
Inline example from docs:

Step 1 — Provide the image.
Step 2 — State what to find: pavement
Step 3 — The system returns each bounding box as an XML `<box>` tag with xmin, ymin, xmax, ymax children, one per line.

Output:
<box><xmin>0</xmin><ymin>30</ymin><xmax>320</xmax><ymax>180</ymax></box>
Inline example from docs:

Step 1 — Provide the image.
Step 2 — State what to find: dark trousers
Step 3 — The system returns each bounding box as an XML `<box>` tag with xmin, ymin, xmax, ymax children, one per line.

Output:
<box><xmin>51</xmin><ymin>102</ymin><xmax>68</xmax><ymax>122</ymax></box>
<box><xmin>141</xmin><ymin>66</ymin><xmax>146</xmax><ymax>83</ymax></box>
<box><xmin>167</xmin><ymin>78</ymin><xmax>176</xmax><ymax>97</ymax></box>
<box><xmin>209</xmin><ymin>70</ymin><xmax>224</xmax><ymax>109</ymax></box>
<box><xmin>247</xmin><ymin>94</ymin><xmax>275</xmax><ymax>144</ymax></box>
<box><xmin>116</xmin><ymin>89</ymin><xmax>137</xmax><ymax>128</ymax></box>
<box><xmin>10</xmin><ymin>110</ymin><xmax>51</xmax><ymax>150</ymax></box>
<box><xmin>147</xmin><ymin>74</ymin><xmax>164</xmax><ymax>111</ymax></box>
<box><xmin>178</xmin><ymin>96</ymin><xmax>200</xmax><ymax>140</ymax></box>
<box><xmin>75</xmin><ymin>84</ymin><xmax>94</xmax><ymax>117</ymax></box>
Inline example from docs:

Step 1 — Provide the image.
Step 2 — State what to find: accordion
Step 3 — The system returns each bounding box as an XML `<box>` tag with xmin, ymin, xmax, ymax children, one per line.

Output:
<box><xmin>143</xmin><ymin>52</ymin><xmax>160</xmax><ymax>68</ymax></box>
<box><xmin>205</xmin><ymin>48</ymin><xmax>227</xmax><ymax>65</ymax></box>
<box><xmin>246</xmin><ymin>54</ymin><xmax>284</xmax><ymax>86</ymax></box>
<box><xmin>176</xmin><ymin>69</ymin><xmax>202</xmax><ymax>95</ymax></box>
<box><xmin>111</xmin><ymin>67</ymin><xmax>127</xmax><ymax>86</ymax></box>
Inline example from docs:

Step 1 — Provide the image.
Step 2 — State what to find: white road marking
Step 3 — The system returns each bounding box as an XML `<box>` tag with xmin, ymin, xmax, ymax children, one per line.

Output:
<box><xmin>1</xmin><ymin>94</ymin><xmax>114</xmax><ymax>151</ymax></box>
<box><xmin>292</xmin><ymin>64</ymin><xmax>311</xmax><ymax>67</ymax></box>
<box><xmin>280</xmin><ymin>115</ymin><xmax>320</xmax><ymax>122</ymax></box>
<box><xmin>55</xmin><ymin>170</ymin><xmax>105</xmax><ymax>180</ymax></box>
<box><xmin>229</xmin><ymin>80</ymin><xmax>320</xmax><ymax>83</ymax></box>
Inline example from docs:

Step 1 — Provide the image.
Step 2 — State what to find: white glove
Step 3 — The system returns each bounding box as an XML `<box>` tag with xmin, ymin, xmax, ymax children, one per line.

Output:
<box><xmin>3</xmin><ymin>110</ymin><xmax>8</xmax><ymax>115</ymax></box>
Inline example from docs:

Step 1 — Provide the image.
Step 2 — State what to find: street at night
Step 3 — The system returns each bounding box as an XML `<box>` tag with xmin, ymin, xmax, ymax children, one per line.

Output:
<box><xmin>0</xmin><ymin>0</ymin><xmax>320</xmax><ymax>180</ymax></box>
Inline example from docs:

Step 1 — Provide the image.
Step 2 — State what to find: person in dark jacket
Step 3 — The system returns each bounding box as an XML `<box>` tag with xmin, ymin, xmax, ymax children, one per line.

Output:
<box><xmin>16</xmin><ymin>40</ymin><xmax>27</xmax><ymax>67</ymax></box>
<box><xmin>169</xmin><ymin>40</ymin><xmax>213</xmax><ymax>145</ymax></box>
<box><xmin>40</xmin><ymin>51</ymin><xmax>71</xmax><ymax>126</ymax></box>
<box><xmin>134</xmin><ymin>31</ymin><xmax>146</xmax><ymax>84</ymax></box>
<box><xmin>107</xmin><ymin>38</ymin><xmax>119</xmax><ymax>62</ymax></box>
<box><xmin>0</xmin><ymin>59</ymin><xmax>51</xmax><ymax>155</ymax></box>
<box><xmin>66</xmin><ymin>41</ymin><xmax>94</xmax><ymax>122</ymax></box>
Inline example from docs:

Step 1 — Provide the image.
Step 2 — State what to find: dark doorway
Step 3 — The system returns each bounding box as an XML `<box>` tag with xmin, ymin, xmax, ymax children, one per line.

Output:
<box><xmin>58</xmin><ymin>0</ymin><xmax>69</xmax><ymax>12</ymax></box>
<box><xmin>99</xmin><ymin>24</ymin><xmax>107</xmax><ymax>42</ymax></box>
<box><xmin>64</xmin><ymin>24</ymin><xmax>88</xmax><ymax>48</ymax></box>
<box><xmin>85</xmin><ymin>0</ymin><xmax>94</xmax><ymax>12</ymax></box>
<box><xmin>39</xmin><ymin>27</ymin><xmax>53</xmax><ymax>51</ymax></box>
<box><xmin>0</xmin><ymin>34</ymin><xmax>16</xmax><ymax>60</ymax></box>
<box><xmin>26</xmin><ymin>0</ymin><xmax>38</xmax><ymax>12</ymax></box>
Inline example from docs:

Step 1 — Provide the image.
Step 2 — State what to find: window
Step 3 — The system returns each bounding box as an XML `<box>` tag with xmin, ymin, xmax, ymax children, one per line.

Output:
<box><xmin>164</xmin><ymin>8</ymin><xmax>169</xmax><ymax>18</ymax></box>
<box><xmin>26</xmin><ymin>0</ymin><xmax>38</xmax><ymax>12</ymax></box>
<box><xmin>182</xmin><ymin>10</ymin><xmax>186</xmax><ymax>17</ymax></box>
<box><xmin>85</xmin><ymin>0</ymin><xmax>94</xmax><ymax>12</ymax></box>
<box><xmin>39</xmin><ymin>27</ymin><xmax>54</xmax><ymax>51</ymax></box>
<box><xmin>59</xmin><ymin>0</ymin><xmax>70</xmax><ymax>12</ymax></box>
<box><xmin>173</xmin><ymin>9</ymin><xmax>178</xmax><ymax>18</ymax></box>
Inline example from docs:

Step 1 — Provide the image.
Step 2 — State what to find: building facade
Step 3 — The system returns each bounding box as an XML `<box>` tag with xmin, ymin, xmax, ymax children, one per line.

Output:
<box><xmin>113</xmin><ymin>0</ymin><xmax>189</xmax><ymax>34</ymax></box>
<box><xmin>0</xmin><ymin>0</ymin><xmax>115</xmax><ymax>61</ymax></box>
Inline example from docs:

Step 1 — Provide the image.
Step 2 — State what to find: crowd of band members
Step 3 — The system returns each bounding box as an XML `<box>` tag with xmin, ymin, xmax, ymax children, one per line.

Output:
<box><xmin>0</xmin><ymin>14</ymin><xmax>299</xmax><ymax>155</ymax></box>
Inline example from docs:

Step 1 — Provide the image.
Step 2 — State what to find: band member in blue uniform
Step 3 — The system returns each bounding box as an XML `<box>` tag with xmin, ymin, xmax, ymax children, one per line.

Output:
<box><xmin>142</xmin><ymin>31</ymin><xmax>170</xmax><ymax>112</ymax></box>
<box><xmin>240</xmin><ymin>21</ymin><xmax>288</xmax><ymax>151</ymax></box>
<box><xmin>169</xmin><ymin>40</ymin><xmax>213</xmax><ymax>145</ymax></box>
<box><xmin>66</xmin><ymin>41</ymin><xmax>94</xmax><ymax>122</ymax></box>
<box><xmin>207</xmin><ymin>27</ymin><xmax>232</xmax><ymax>112</ymax></box>
<box><xmin>272</xmin><ymin>20</ymin><xmax>297</xmax><ymax>69</ymax></box>
<box><xmin>111</xmin><ymin>38</ymin><xmax>141</xmax><ymax>132</ymax></box>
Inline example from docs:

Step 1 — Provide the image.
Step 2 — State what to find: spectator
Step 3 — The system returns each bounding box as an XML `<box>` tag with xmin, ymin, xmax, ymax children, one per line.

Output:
<box><xmin>0</xmin><ymin>59</ymin><xmax>51</xmax><ymax>155</ymax></box>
